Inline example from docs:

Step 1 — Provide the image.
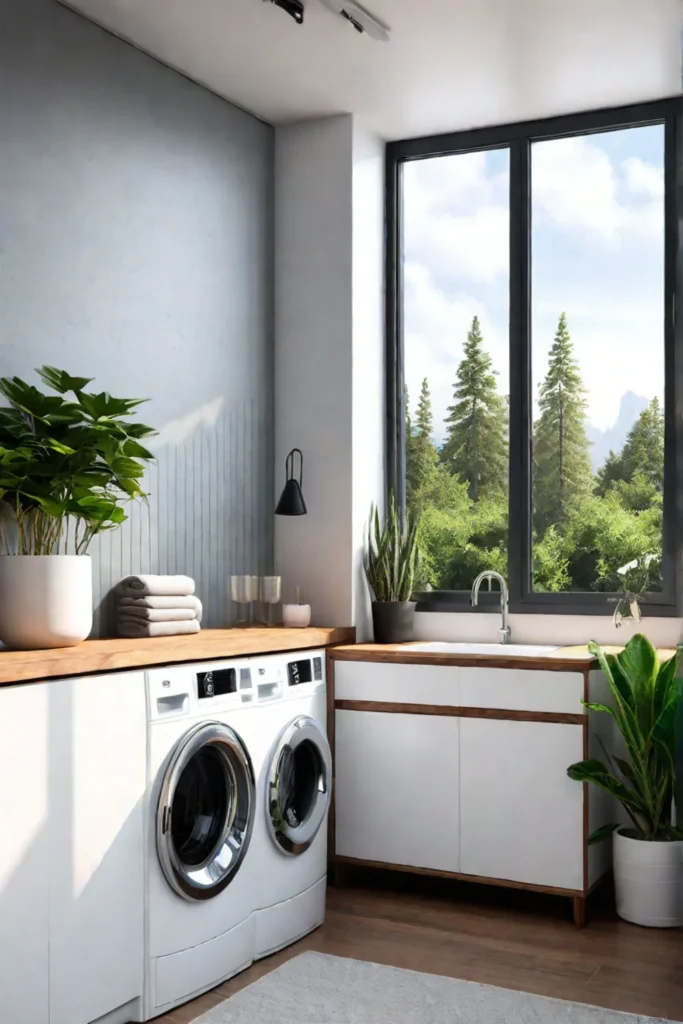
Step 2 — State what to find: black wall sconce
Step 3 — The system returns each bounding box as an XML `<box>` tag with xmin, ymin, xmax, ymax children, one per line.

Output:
<box><xmin>275</xmin><ymin>448</ymin><xmax>307</xmax><ymax>516</ymax></box>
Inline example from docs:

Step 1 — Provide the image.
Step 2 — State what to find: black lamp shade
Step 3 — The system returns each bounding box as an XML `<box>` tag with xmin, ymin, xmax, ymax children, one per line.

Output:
<box><xmin>275</xmin><ymin>448</ymin><xmax>307</xmax><ymax>516</ymax></box>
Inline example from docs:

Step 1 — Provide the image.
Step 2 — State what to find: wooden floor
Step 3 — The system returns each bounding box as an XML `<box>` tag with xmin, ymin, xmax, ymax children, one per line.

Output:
<box><xmin>152</xmin><ymin>876</ymin><xmax>683</xmax><ymax>1023</ymax></box>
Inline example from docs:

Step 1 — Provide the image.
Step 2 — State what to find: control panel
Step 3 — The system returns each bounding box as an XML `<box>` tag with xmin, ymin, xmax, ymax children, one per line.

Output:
<box><xmin>287</xmin><ymin>655</ymin><xmax>323</xmax><ymax>687</ymax></box>
<box><xmin>197</xmin><ymin>667</ymin><xmax>238</xmax><ymax>700</ymax></box>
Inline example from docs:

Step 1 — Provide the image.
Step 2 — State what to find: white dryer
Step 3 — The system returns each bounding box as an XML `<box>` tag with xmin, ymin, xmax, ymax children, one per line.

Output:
<box><xmin>138</xmin><ymin>650</ymin><xmax>332</xmax><ymax>1022</ymax></box>
<box><xmin>247</xmin><ymin>650</ymin><xmax>332</xmax><ymax>959</ymax></box>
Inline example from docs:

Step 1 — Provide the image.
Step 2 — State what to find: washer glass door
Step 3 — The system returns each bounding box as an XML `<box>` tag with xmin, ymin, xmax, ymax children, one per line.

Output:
<box><xmin>268</xmin><ymin>717</ymin><xmax>332</xmax><ymax>856</ymax></box>
<box><xmin>157</xmin><ymin>721</ymin><xmax>255</xmax><ymax>900</ymax></box>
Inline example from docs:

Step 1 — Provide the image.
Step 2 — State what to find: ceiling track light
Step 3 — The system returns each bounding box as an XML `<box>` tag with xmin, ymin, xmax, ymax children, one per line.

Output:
<box><xmin>265</xmin><ymin>0</ymin><xmax>391</xmax><ymax>42</ymax></box>
<box><xmin>266</xmin><ymin>0</ymin><xmax>305</xmax><ymax>25</ymax></box>
<box><xmin>319</xmin><ymin>0</ymin><xmax>391</xmax><ymax>42</ymax></box>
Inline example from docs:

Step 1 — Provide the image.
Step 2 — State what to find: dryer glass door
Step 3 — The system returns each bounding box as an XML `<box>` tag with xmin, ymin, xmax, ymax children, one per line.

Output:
<box><xmin>267</xmin><ymin>716</ymin><xmax>332</xmax><ymax>856</ymax></box>
<box><xmin>157</xmin><ymin>721</ymin><xmax>255</xmax><ymax>900</ymax></box>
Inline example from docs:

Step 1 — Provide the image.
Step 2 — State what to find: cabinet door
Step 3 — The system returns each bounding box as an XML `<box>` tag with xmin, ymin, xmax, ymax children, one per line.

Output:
<box><xmin>335</xmin><ymin>710</ymin><xmax>459</xmax><ymax>872</ymax></box>
<box><xmin>49</xmin><ymin>673</ymin><xmax>146</xmax><ymax>1024</ymax></box>
<box><xmin>460</xmin><ymin>719</ymin><xmax>584</xmax><ymax>890</ymax></box>
<box><xmin>0</xmin><ymin>684</ymin><xmax>49</xmax><ymax>1024</ymax></box>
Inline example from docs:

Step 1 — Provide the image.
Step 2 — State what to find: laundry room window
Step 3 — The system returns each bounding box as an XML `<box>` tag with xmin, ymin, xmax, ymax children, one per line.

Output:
<box><xmin>385</xmin><ymin>98</ymin><xmax>683</xmax><ymax>615</ymax></box>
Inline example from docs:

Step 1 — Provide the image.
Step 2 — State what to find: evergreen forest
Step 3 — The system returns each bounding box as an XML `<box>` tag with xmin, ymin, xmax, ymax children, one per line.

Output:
<box><xmin>406</xmin><ymin>313</ymin><xmax>664</xmax><ymax>593</ymax></box>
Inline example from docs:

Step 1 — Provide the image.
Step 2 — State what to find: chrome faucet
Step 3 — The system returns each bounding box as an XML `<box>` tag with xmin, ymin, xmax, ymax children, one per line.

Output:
<box><xmin>471</xmin><ymin>571</ymin><xmax>511</xmax><ymax>645</ymax></box>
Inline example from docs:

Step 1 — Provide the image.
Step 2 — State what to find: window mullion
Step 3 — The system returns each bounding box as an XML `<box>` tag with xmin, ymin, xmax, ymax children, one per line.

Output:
<box><xmin>508</xmin><ymin>137</ymin><xmax>532</xmax><ymax>606</ymax></box>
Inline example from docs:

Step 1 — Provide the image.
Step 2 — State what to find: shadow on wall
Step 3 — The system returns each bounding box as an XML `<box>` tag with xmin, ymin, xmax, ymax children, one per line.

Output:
<box><xmin>91</xmin><ymin>397</ymin><xmax>274</xmax><ymax>637</ymax></box>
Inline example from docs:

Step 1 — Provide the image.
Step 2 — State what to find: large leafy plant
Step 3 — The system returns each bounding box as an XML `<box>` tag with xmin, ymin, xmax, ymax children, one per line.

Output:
<box><xmin>0</xmin><ymin>367</ymin><xmax>156</xmax><ymax>555</ymax></box>
<box><xmin>568</xmin><ymin>634</ymin><xmax>683</xmax><ymax>842</ymax></box>
<box><xmin>365</xmin><ymin>494</ymin><xmax>420</xmax><ymax>602</ymax></box>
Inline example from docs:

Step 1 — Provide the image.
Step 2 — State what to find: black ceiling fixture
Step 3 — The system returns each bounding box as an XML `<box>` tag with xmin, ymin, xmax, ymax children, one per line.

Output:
<box><xmin>267</xmin><ymin>0</ymin><xmax>304</xmax><ymax>24</ymax></box>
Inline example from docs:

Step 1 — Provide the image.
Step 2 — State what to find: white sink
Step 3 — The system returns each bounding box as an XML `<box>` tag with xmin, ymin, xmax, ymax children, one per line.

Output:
<box><xmin>407</xmin><ymin>642</ymin><xmax>560</xmax><ymax>657</ymax></box>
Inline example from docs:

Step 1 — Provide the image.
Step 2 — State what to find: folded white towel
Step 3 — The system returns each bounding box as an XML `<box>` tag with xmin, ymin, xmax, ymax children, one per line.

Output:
<box><xmin>117</xmin><ymin>574</ymin><xmax>195</xmax><ymax>598</ymax></box>
<box><xmin>119</xmin><ymin>595</ymin><xmax>203</xmax><ymax>612</ymax></box>
<box><xmin>118</xmin><ymin>607</ymin><xmax>198</xmax><ymax>623</ymax></box>
<box><xmin>117</xmin><ymin>618</ymin><xmax>201</xmax><ymax>639</ymax></box>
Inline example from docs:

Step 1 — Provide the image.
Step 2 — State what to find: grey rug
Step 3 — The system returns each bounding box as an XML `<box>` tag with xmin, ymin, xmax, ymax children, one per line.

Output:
<box><xmin>193</xmin><ymin>952</ymin><xmax>679</xmax><ymax>1023</ymax></box>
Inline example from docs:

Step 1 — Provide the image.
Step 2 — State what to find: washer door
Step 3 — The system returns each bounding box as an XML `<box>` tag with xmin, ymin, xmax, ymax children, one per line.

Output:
<box><xmin>267</xmin><ymin>717</ymin><xmax>332</xmax><ymax>856</ymax></box>
<box><xmin>157</xmin><ymin>722</ymin><xmax>255</xmax><ymax>901</ymax></box>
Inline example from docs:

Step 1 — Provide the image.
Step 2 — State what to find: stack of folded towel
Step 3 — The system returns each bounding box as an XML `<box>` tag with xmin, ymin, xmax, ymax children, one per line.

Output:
<box><xmin>116</xmin><ymin>575</ymin><xmax>203</xmax><ymax>638</ymax></box>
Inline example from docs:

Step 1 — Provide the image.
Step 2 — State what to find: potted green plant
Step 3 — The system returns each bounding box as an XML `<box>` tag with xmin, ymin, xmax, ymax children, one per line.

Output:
<box><xmin>365</xmin><ymin>494</ymin><xmax>420</xmax><ymax>644</ymax></box>
<box><xmin>567</xmin><ymin>634</ymin><xmax>683</xmax><ymax>927</ymax></box>
<box><xmin>0</xmin><ymin>367</ymin><xmax>156</xmax><ymax>649</ymax></box>
<box><xmin>605</xmin><ymin>554</ymin><xmax>660</xmax><ymax>628</ymax></box>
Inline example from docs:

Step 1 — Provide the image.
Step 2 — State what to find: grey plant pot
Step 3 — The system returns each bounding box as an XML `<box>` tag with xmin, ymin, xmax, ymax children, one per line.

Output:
<box><xmin>372</xmin><ymin>601</ymin><xmax>417</xmax><ymax>644</ymax></box>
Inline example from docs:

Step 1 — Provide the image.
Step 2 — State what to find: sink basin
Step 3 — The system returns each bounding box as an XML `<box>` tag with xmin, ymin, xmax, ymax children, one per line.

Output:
<box><xmin>407</xmin><ymin>642</ymin><xmax>560</xmax><ymax>657</ymax></box>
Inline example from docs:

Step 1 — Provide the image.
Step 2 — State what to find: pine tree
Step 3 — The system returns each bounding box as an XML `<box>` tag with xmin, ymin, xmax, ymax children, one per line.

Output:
<box><xmin>415</xmin><ymin>377</ymin><xmax>433</xmax><ymax>441</ymax></box>
<box><xmin>440</xmin><ymin>316</ymin><xmax>508</xmax><ymax>501</ymax></box>
<box><xmin>533</xmin><ymin>313</ymin><xmax>592</xmax><ymax>532</ymax></box>
<box><xmin>406</xmin><ymin>379</ymin><xmax>438</xmax><ymax>512</ymax></box>
<box><xmin>596</xmin><ymin>397</ymin><xmax>664</xmax><ymax>511</ymax></box>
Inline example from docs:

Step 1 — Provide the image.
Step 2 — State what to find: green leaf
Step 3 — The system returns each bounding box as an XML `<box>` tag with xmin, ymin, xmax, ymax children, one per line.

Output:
<box><xmin>567</xmin><ymin>759</ymin><xmax>646</xmax><ymax>813</ymax></box>
<box><xmin>121</xmin><ymin>438</ymin><xmax>155</xmax><ymax>460</ymax></box>
<box><xmin>46</xmin><ymin>438</ymin><xmax>76</xmax><ymax>456</ymax></box>
<box><xmin>36</xmin><ymin>367</ymin><xmax>94</xmax><ymax>394</ymax></box>
<box><xmin>614</xmin><ymin>756</ymin><xmax>636</xmax><ymax>779</ymax></box>
<box><xmin>587</xmin><ymin>823</ymin><xmax>621</xmax><ymax>845</ymax></box>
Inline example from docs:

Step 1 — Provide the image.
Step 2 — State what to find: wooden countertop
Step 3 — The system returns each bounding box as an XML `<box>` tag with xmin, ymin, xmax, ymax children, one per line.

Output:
<box><xmin>0</xmin><ymin>626</ymin><xmax>355</xmax><ymax>686</ymax></box>
<box><xmin>330</xmin><ymin>643</ymin><xmax>608</xmax><ymax>672</ymax></box>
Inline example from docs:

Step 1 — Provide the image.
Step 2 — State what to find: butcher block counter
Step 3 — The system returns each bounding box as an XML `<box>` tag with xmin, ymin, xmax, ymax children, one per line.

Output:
<box><xmin>0</xmin><ymin>625</ymin><xmax>355</xmax><ymax>685</ymax></box>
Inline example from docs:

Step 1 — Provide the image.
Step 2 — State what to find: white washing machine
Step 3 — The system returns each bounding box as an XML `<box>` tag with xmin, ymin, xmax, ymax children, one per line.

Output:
<box><xmin>138</xmin><ymin>650</ymin><xmax>331</xmax><ymax>1022</ymax></box>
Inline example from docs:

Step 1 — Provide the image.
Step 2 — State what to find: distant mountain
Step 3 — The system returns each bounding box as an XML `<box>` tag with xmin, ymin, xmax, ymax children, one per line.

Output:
<box><xmin>587</xmin><ymin>391</ymin><xmax>649</xmax><ymax>472</ymax></box>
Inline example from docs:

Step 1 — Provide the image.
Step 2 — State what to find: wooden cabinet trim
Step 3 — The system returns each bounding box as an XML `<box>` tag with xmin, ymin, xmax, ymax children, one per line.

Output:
<box><xmin>334</xmin><ymin>856</ymin><xmax>584</xmax><ymax>897</ymax></box>
<box><xmin>334</xmin><ymin>699</ymin><xmax>584</xmax><ymax>725</ymax></box>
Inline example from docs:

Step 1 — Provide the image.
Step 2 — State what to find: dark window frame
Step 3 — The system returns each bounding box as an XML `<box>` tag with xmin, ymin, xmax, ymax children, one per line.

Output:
<box><xmin>386</xmin><ymin>98</ymin><xmax>683</xmax><ymax>616</ymax></box>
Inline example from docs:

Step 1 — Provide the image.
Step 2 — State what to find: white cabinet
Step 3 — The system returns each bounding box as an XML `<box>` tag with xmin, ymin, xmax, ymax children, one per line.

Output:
<box><xmin>49</xmin><ymin>672</ymin><xmax>146</xmax><ymax>1024</ymax></box>
<box><xmin>333</xmin><ymin>657</ymin><xmax>607</xmax><ymax>907</ymax></box>
<box><xmin>0</xmin><ymin>671</ymin><xmax>147</xmax><ymax>1024</ymax></box>
<box><xmin>335</xmin><ymin>710</ymin><xmax>460</xmax><ymax>872</ymax></box>
<box><xmin>0</xmin><ymin>684</ymin><xmax>49</xmax><ymax>1024</ymax></box>
<box><xmin>459</xmin><ymin>718</ymin><xmax>584</xmax><ymax>890</ymax></box>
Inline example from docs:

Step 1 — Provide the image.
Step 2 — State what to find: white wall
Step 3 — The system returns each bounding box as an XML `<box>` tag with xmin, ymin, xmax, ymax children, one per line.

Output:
<box><xmin>274</xmin><ymin>116</ymin><xmax>385</xmax><ymax>635</ymax></box>
<box><xmin>351</xmin><ymin>124</ymin><xmax>386</xmax><ymax>637</ymax></box>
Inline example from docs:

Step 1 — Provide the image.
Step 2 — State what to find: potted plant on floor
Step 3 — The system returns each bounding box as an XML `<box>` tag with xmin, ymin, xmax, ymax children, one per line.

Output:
<box><xmin>0</xmin><ymin>366</ymin><xmax>156</xmax><ymax>649</ymax></box>
<box><xmin>365</xmin><ymin>494</ymin><xmax>420</xmax><ymax>644</ymax></box>
<box><xmin>567</xmin><ymin>634</ymin><xmax>683</xmax><ymax>927</ymax></box>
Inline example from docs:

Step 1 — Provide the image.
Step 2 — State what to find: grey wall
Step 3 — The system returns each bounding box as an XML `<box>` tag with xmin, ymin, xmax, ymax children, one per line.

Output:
<box><xmin>0</xmin><ymin>0</ymin><xmax>274</xmax><ymax>634</ymax></box>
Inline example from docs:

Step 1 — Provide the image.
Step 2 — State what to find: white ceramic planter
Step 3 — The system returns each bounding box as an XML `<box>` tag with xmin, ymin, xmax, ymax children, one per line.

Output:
<box><xmin>0</xmin><ymin>555</ymin><xmax>93</xmax><ymax>650</ymax></box>
<box><xmin>613</xmin><ymin>827</ymin><xmax>683</xmax><ymax>927</ymax></box>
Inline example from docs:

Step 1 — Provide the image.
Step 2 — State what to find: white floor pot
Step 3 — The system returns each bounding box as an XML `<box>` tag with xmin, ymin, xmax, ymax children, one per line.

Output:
<box><xmin>613</xmin><ymin>828</ymin><xmax>683</xmax><ymax>927</ymax></box>
<box><xmin>0</xmin><ymin>555</ymin><xmax>93</xmax><ymax>650</ymax></box>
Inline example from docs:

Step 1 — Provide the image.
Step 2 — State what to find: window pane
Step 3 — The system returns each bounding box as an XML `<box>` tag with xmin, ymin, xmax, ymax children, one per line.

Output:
<box><xmin>402</xmin><ymin>150</ymin><xmax>510</xmax><ymax>590</ymax></box>
<box><xmin>531</xmin><ymin>125</ymin><xmax>665</xmax><ymax>594</ymax></box>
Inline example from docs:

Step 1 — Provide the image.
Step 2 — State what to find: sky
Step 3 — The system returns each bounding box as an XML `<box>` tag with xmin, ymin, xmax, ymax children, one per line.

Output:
<box><xmin>403</xmin><ymin>124</ymin><xmax>665</xmax><ymax>446</ymax></box>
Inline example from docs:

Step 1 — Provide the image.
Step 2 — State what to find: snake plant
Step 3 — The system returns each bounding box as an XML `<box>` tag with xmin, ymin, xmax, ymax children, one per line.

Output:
<box><xmin>364</xmin><ymin>494</ymin><xmax>419</xmax><ymax>603</ymax></box>
<box><xmin>567</xmin><ymin>634</ymin><xmax>683</xmax><ymax>842</ymax></box>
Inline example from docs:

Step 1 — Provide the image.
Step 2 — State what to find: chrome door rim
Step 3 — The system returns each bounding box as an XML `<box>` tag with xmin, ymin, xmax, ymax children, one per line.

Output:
<box><xmin>267</xmin><ymin>716</ymin><xmax>332</xmax><ymax>857</ymax></box>
<box><xmin>157</xmin><ymin>721</ymin><xmax>255</xmax><ymax>901</ymax></box>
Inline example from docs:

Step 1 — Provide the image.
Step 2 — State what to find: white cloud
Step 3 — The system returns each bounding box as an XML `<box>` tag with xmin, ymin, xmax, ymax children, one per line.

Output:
<box><xmin>532</xmin><ymin>136</ymin><xmax>663</xmax><ymax>243</ymax></box>
<box><xmin>404</xmin><ymin>151</ymin><xmax>509</xmax><ymax>284</ymax></box>
<box><xmin>623</xmin><ymin>156</ymin><xmax>664</xmax><ymax>200</ymax></box>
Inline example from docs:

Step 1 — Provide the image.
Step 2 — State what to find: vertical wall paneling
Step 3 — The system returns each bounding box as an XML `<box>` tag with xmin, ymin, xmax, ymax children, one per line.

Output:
<box><xmin>0</xmin><ymin>0</ymin><xmax>274</xmax><ymax>636</ymax></box>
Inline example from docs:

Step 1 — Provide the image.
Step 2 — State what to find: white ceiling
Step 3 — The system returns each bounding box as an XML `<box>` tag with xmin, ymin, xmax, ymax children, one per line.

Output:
<box><xmin>59</xmin><ymin>0</ymin><xmax>681</xmax><ymax>140</ymax></box>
